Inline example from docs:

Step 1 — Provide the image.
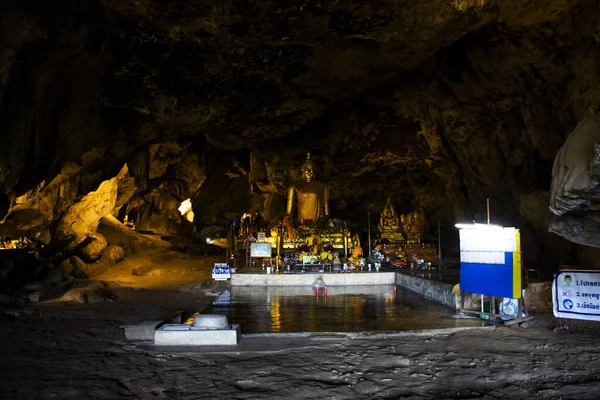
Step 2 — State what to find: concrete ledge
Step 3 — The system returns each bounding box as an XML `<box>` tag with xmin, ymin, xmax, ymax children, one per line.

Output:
<box><xmin>155</xmin><ymin>324</ymin><xmax>241</xmax><ymax>346</ymax></box>
<box><xmin>123</xmin><ymin>320</ymin><xmax>165</xmax><ymax>340</ymax></box>
<box><xmin>231</xmin><ymin>272</ymin><xmax>395</xmax><ymax>286</ymax></box>
<box><xmin>395</xmin><ymin>272</ymin><xmax>456</xmax><ymax>309</ymax></box>
<box><xmin>121</xmin><ymin>311</ymin><xmax>183</xmax><ymax>340</ymax></box>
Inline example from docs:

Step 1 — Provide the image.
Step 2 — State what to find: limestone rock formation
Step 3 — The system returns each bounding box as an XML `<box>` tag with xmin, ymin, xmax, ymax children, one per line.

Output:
<box><xmin>2</xmin><ymin>0</ymin><xmax>600</xmax><ymax>267</ymax></box>
<box><xmin>549</xmin><ymin>116</ymin><xmax>600</xmax><ymax>247</ymax></box>
<box><xmin>121</xmin><ymin>143</ymin><xmax>206</xmax><ymax>235</ymax></box>
<box><xmin>98</xmin><ymin>215</ymin><xmax>171</xmax><ymax>252</ymax></box>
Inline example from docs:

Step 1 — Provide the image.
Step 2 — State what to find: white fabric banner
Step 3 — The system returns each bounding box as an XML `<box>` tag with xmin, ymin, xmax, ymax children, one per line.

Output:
<box><xmin>459</xmin><ymin>251</ymin><xmax>505</xmax><ymax>265</ymax></box>
<box><xmin>459</xmin><ymin>228</ymin><xmax>517</xmax><ymax>252</ymax></box>
<box><xmin>553</xmin><ymin>270</ymin><xmax>600</xmax><ymax>321</ymax></box>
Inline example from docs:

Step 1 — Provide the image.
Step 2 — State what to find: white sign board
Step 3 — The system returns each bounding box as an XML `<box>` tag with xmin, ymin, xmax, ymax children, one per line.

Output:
<box><xmin>553</xmin><ymin>270</ymin><xmax>600</xmax><ymax>321</ymax></box>
<box><xmin>457</xmin><ymin>224</ymin><xmax>521</xmax><ymax>299</ymax></box>
<box><xmin>250</xmin><ymin>243</ymin><xmax>272</xmax><ymax>257</ymax></box>
<box><xmin>212</xmin><ymin>263</ymin><xmax>231</xmax><ymax>281</ymax></box>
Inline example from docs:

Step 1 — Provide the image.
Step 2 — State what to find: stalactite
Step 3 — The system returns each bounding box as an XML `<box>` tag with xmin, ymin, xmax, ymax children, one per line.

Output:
<box><xmin>130</xmin><ymin>147</ymin><xmax>150</xmax><ymax>192</ymax></box>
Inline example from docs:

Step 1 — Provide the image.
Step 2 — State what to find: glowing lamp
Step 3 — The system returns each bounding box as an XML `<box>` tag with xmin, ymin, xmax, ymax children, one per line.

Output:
<box><xmin>455</xmin><ymin>223</ymin><xmax>503</xmax><ymax>230</ymax></box>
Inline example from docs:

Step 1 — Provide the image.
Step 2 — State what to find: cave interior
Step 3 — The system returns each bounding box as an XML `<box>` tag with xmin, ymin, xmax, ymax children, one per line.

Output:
<box><xmin>1</xmin><ymin>0</ymin><xmax>600</xmax><ymax>284</ymax></box>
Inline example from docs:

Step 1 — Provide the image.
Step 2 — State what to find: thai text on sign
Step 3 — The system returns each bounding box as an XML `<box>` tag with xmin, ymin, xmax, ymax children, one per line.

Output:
<box><xmin>250</xmin><ymin>243</ymin><xmax>272</xmax><ymax>257</ymax></box>
<box><xmin>553</xmin><ymin>270</ymin><xmax>600</xmax><ymax>321</ymax></box>
<box><xmin>212</xmin><ymin>263</ymin><xmax>231</xmax><ymax>281</ymax></box>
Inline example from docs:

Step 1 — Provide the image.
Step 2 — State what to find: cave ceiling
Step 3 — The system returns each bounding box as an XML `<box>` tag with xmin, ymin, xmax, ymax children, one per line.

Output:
<box><xmin>1</xmin><ymin>0</ymin><xmax>599</xmax><ymax>256</ymax></box>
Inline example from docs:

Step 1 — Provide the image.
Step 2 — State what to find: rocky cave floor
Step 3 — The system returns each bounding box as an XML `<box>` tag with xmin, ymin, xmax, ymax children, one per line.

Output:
<box><xmin>1</xmin><ymin>252</ymin><xmax>600</xmax><ymax>400</ymax></box>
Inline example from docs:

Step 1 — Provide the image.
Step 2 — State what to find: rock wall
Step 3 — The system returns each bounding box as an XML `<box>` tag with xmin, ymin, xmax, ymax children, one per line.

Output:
<box><xmin>549</xmin><ymin>116</ymin><xmax>600</xmax><ymax>248</ymax></box>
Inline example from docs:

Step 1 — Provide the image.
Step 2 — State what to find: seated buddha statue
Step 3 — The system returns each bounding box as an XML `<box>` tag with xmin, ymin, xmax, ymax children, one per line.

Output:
<box><xmin>286</xmin><ymin>152</ymin><xmax>329</xmax><ymax>226</ymax></box>
<box><xmin>351</xmin><ymin>241</ymin><xmax>363</xmax><ymax>259</ymax></box>
<box><xmin>378</xmin><ymin>198</ymin><xmax>400</xmax><ymax>232</ymax></box>
<box><xmin>405</xmin><ymin>210</ymin><xmax>423</xmax><ymax>237</ymax></box>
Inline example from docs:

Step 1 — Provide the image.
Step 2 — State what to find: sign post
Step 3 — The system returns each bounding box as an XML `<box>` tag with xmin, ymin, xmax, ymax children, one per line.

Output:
<box><xmin>553</xmin><ymin>270</ymin><xmax>600</xmax><ymax>321</ymax></box>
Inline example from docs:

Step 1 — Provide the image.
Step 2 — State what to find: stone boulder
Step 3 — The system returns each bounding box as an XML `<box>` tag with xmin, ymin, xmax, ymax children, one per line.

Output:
<box><xmin>42</xmin><ymin>266</ymin><xmax>64</xmax><ymax>286</ymax></box>
<box><xmin>76</xmin><ymin>234</ymin><xmax>108</xmax><ymax>263</ymax></box>
<box><xmin>58</xmin><ymin>257</ymin><xmax>76</xmax><ymax>277</ymax></box>
<box><xmin>549</xmin><ymin>116</ymin><xmax>600</xmax><ymax>247</ymax></box>
<box><xmin>55</xmin><ymin>177</ymin><xmax>118</xmax><ymax>240</ymax></box>
<box><xmin>59</xmin><ymin>255</ymin><xmax>92</xmax><ymax>279</ymax></box>
<box><xmin>60</xmin><ymin>283</ymin><xmax>118</xmax><ymax>304</ymax></box>
<box><xmin>100</xmin><ymin>245</ymin><xmax>125</xmax><ymax>266</ymax></box>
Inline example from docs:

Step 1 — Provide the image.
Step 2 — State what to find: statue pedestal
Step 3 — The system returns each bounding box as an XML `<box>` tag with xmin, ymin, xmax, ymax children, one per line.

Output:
<box><xmin>380</xmin><ymin>242</ymin><xmax>437</xmax><ymax>268</ymax></box>
<box><xmin>381</xmin><ymin>231</ymin><xmax>404</xmax><ymax>243</ymax></box>
<box><xmin>283</xmin><ymin>231</ymin><xmax>350</xmax><ymax>252</ymax></box>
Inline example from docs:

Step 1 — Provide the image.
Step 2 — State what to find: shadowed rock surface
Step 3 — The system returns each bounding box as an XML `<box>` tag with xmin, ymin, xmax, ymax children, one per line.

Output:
<box><xmin>1</xmin><ymin>285</ymin><xmax>600</xmax><ymax>399</ymax></box>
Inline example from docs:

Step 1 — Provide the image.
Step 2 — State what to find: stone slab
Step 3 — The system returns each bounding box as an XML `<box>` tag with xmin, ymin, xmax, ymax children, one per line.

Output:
<box><xmin>193</xmin><ymin>314</ymin><xmax>228</xmax><ymax>329</ymax></box>
<box><xmin>122</xmin><ymin>310</ymin><xmax>184</xmax><ymax>340</ymax></box>
<box><xmin>162</xmin><ymin>324</ymin><xmax>191</xmax><ymax>331</ymax></box>
<box><xmin>155</xmin><ymin>324</ymin><xmax>241</xmax><ymax>346</ymax></box>
<box><xmin>123</xmin><ymin>320</ymin><xmax>165</xmax><ymax>340</ymax></box>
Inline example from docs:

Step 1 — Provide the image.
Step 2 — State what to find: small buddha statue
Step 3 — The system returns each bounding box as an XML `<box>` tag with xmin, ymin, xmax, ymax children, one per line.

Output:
<box><xmin>286</xmin><ymin>152</ymin><xmax>329</xmax><ymax>226</ymax></box>
<box><xmin>407</xmin><ymin>211</ymin><xmax>422</xmax><ymax>235</ymax></box>
<box><xmin>351</xmin><ymin>241</ymin><xmax>363</xmax><ymax>259</ymax></box>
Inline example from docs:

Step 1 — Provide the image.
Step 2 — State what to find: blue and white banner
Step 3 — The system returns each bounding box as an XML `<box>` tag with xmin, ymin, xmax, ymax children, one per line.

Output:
<box><xmin>212</xmin><ymin>263</ymin><xmax>231</xmax><ymax>281</ymax></box>
<box><xmin>458</xmin><ymin>224</ymin><xmax>522</xmax><ymax>299</ymax></box>
<box><xmin>553</xmin><ymin>270</ymin><xmax>600</xmax><ymax>321</ymax></box>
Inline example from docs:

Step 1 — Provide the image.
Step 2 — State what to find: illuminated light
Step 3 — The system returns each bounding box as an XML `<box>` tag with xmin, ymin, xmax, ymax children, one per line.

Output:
<box><xmin>178</xmin><ymin>198</ymin><xmax>195</xmax><ymax>222</ymax></box>
<box><xmin>206</xmin><ymin>238</ymin><xmax>211</xmax><ymax>244</ymax></box>
<box><xmin>455</xmin><ymin>223</ymin><xmax>503</xmax><ymax>230</ymax></box>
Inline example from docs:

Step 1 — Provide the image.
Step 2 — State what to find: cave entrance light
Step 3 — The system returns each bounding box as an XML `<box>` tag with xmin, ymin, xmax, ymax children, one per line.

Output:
<box><xmin>178</xmin><ymin>199</ymin><xmax>194</xmax><ymax>223</ymax></box>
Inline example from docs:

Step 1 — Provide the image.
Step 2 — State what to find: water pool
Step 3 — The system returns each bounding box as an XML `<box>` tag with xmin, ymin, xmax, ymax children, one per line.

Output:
<box><xmin>195</xmin><ymin>285</ymin><xmax>485</xmax><ymax>334</ymax></box>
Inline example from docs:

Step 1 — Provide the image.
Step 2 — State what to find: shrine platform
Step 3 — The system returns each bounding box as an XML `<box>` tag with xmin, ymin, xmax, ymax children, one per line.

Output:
<box><xmin>229</xmin><ymin>265</ymin><xmax>552</xmax><ymax>313</ymax></box>
<box><xmin>231</xmin><ymin>269</ymin><xmax>461</xmax><ymax>309</ymax></box>
<box><xmin>231</xmin><ymin>271</ymin><xmax>396</xmax><ymax>286</ymax></box>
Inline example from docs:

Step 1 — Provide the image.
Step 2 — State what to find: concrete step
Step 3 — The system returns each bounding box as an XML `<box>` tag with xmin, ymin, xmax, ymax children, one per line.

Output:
<box><xmin>121</xmin><ymin>310</ymin><xmax>184</xmax><ymax>340</ymax></box>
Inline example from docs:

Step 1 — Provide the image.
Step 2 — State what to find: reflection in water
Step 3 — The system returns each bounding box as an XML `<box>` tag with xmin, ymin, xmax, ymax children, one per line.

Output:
<box><xmin>270</xmin><ymin>296</ymin><xmax>281</xmax><ymax>332</ymax></box>
<box><xmin>184</xmin><ymin>311</ymin><xmax>200</xmax><ymax>325</ymax></box>
<box><xmin>202</xmin><ymin>285</ymin><xmax>485</xmax><ymax>334</ymax></box>
<box><xmin>384</xmin><ymin>293</ymin><xmax>395</xmax><ymax>318</ymax></box>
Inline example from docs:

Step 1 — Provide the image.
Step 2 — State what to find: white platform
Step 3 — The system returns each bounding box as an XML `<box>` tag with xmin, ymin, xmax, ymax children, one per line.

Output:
<box><xmin>155</xmin><ymin>324</ymin><xmax>241</xmax><ymax>346</ymax></box>
<box><xmin>231</xmin><ymin>272</ymin><xmax>396</xmax><ymax>286</ymax></box>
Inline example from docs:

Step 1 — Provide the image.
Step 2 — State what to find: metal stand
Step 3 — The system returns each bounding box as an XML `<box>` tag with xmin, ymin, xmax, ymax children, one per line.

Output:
<box><xmin>460</xmin><ymin>291</ymin><xmax>532</xmax><ymax>325</ymax></box>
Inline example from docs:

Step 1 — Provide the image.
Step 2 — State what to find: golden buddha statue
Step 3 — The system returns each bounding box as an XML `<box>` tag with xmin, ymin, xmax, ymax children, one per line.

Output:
<box><xmin>351</xmin><ymin>241</ymin><xmax>363</xmax><ymax>259</ymax></box>
<box><xmin>378</xmin><ymin>198</ymin><xmax>400</xmax><ymax>232</ymax></box>
<box><xmin>378</xmin><ymin>198</ymin><xmax>406</xmax><ymax>243</ymax></box>
<box><xmin>286</xmin><ymin>152</ymin><xmax>329</xmax><ymax>225</ymax></box>
<box><xmin>405</xmin><ymin>210</ymin><xmax>423</xmax><ymax>236</ymax></box>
